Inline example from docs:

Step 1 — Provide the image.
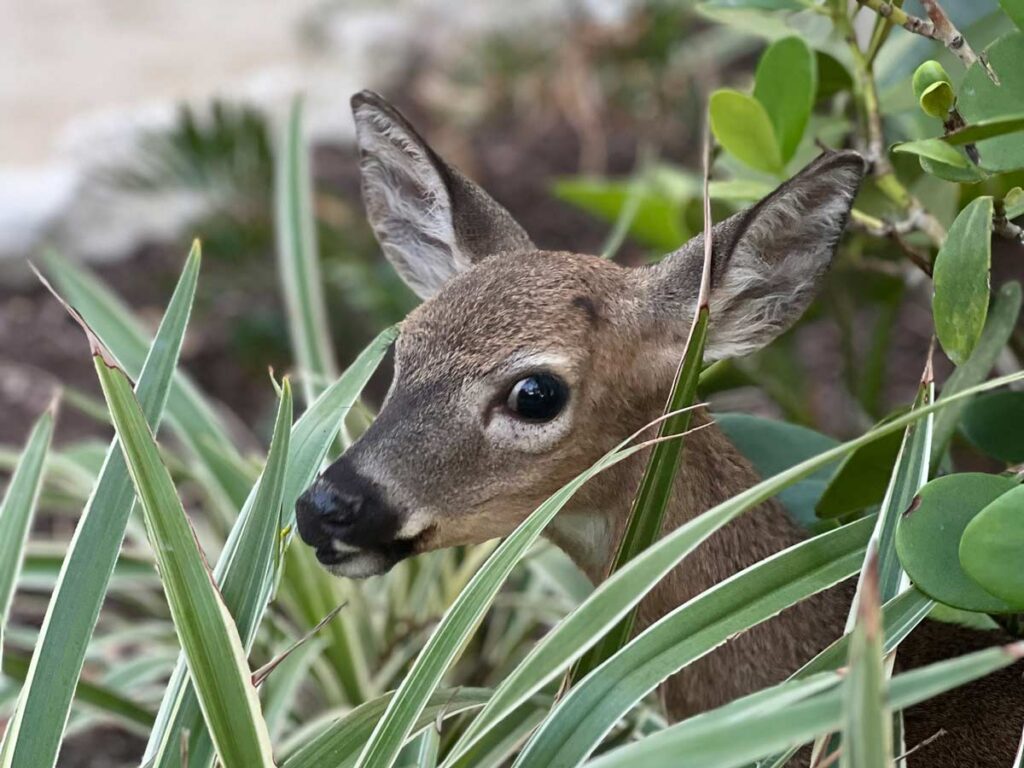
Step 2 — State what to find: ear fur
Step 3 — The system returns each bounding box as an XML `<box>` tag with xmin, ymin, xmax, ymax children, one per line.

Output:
<box><xmin>351</xmin><ymin>91</ymin><xmax>534</xmax><ymax>299</ymax></box>
<box><xmin>641</xmin><ymin>150</ymin><xmax>866</xmax><ymax>360</ymax></box>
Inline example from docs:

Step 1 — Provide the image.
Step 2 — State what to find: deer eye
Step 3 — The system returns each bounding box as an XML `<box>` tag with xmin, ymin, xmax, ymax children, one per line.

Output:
<box><xmin>507</xmin><ymin>374</ymin><xmax>568</xmax><ymax>422</ymax></box>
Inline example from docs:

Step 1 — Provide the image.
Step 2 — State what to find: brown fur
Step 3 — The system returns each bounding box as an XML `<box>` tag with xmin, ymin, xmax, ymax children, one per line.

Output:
<box><xmin>303</xmin><ymin>92</ymin><xmax>1024</xmax><ymax>767</ymax></box>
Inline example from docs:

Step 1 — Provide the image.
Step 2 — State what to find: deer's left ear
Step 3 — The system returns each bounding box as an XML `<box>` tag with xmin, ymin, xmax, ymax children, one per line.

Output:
<box><xmin>352</xmin><ymin>91</ymin><xmax>534</xmax><ymax>300</ymax></box>
<box><xmin>640</xmin><ymin>150</ymin><xmax>865</xmax><ymax>361</ymax></box>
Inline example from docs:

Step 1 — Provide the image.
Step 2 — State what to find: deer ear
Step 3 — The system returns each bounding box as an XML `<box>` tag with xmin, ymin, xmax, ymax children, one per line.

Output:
<box><xmin>641</xmin><ymin>150</ymin><xmax>865</xmax><ymax>361</ymax></box>
<box><xmin>351</xmin><ymin>91</ymin><xmax>534</xmax><ymax>299</ymax></box>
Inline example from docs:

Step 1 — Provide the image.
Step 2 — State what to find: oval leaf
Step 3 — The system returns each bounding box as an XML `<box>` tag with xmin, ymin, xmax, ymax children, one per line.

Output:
<box><xmin>893</xmin><ymin>139</ymin><xmax>968</xmax><ymax>169</ymax></box>
<box><xmin>754</xmin><ymin>37</ymin><xmax>816</xmax><ymax>163</ymax></box>
<box><xmin>960</xmin><ymin>390</ymin><xmax>1024</xmax><ymax>464</ymax></box>
<box><xmin>959</xmin><ymin>32</ymin><xmax>1024</xmax><ymax>173</ymax></box>
<box><xmin>960</xmin><ymin>485</ymin><xmax>1024</xmax><ymax>609</ymax></box>
<box><xmin>895</xmin><ymin>473</ymin><xmax>1017</xmax><ymax>613</ymax></box>
<box><xmin>710</xmin><ymin>90</ymin><xmax>784</xmax><ymax>175</ymax></box>
<box><xmin>933</xmin><ymin>196</ymin><xmax>994</xmax><ymax>366</ymax></box>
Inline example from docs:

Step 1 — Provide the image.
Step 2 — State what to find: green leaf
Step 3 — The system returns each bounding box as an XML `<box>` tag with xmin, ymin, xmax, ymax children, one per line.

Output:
<box><xmin>868</xmin><ymin>381</ymin><xmax>933</xmax><ymax>605</ymax></box>
<box><xmin>815</xmin><ymin>51</ymin><xmax>852</xmax><ymax>102</ymax></box>
<box><xmin>1005</xmin><ymin>186</ymin><xmax>1024</xmax><ymax>219</ymax></box>
<box><xmin>895</xmin><ymin>473</ymin><xmax>1018</xmax><ymax>613</ymax></box>
<box><xmin>147</xmin><ymin>381</ymin><xmax>293</xmax><ymax>767</ymax></box>
<box><xmin>918</xmin><ymin>155</ymin><xmax>990</xmax><ymax>183</ymax></box>
<box><xmin>42</xmin><ymin>250</ymin><xmax>251</xmax><ymax>511</ymax></box>
<box><xmin>815</xmin><ymin>427</ymin><xmax>903</xmax><ymax>519</ymax></box>
<box><xmin>283</xmin><ymin>689</ymin><xmax>494</xmax><ymax>768</ymax></box>
<box><xmin>710</xmin><ymin>90</ymin><xmax>784</xmax><ymax>175</ymax></box>
<box><xmin>0</xmin><ymin>651</ymin><xmax>154</xmax><ymax>735</ymax></box>
<box><xmin>959</xmin><ymin>32</ymin><xmax>1024</xmax><ymax>173</ymax></box>
<box><xmin>0</xmin><ymin>409</ymin><xmax>54</xmax><ymax>659</ymax></box>
<box><xmin>913</xmin><ymin>61</ymin><xmax>954</xmax><ymax>119</ymax></box>
<box><xmin>275</xmin><ymin>97</ymin><xmax>337</xmax><ymax>405</ymax></box>
<box><xmin>92</xmin><ymin>353</ymin><xmax>274</xmax><ymax>765</ymax></box>
<box><xmin>571</xmin><ymin>306</ymin><xmax>709</xmax><ymax>681</ymax></box>
<box><xmin>840</xmin><ymin>558</ymin><xmax>891</xmax><ymax>768</ymax></box>
<box><xmin>552</xmin><ymin>179</ymin><xmax>689</xmax><ymax>252</ymax></box>
<box><xmin>144</xmin><ymin>326</ymin><xmax>395</xmax><ymax>766</ymax></box>
<box><xmin>716</xmin><ymin>414</ymin><xmax>839</xmax><ymax>529</ymax></box>
<box><xmin>892</xmin><ymin>139</ymin><xmax>969</xmax><ymax>168</ymax></box>
<box><xmin>708</xmin><ymin>179</ymin><xmax>774</xmax><ymax>202</ymax></box>
<box><xmin>754</xmin><ymin>37</ymin><xmax>816</xmax><ymax>163</ymax></box>
<box><xmin>942</xmin><ymin>114</ymin><xmax>1024</xmax><ymax>145</ymax></box>
<box><xmin>960</xmin><ymin>390</ymin><xmax>1024</xmax><ymax>463</ymax></box>
<box><xmin>1</xmin><ymin>245</ymin><xmax>198</xmax><ymax>768</ymax></box>
<box><xmin>511</xmin><ymin>517</ymin><xmax>874</xmax><ymax>768</ymax></box>
<box><xmin>582</xmin><ymin>642</ymin><xmax>1023</xmax><ymax>768</ymax></box>
<box><xmin>999</xmin><ymin>0</ymin><xmax>1024</xmax><ymax>31</ymax></box>
<box><xmin>960</xmin><ymin>485</ymin><xmax>1024</xmax><ymax>609</ymax></box>
<box><xmin>933</xmin><ymin>196</ymin><xmax>994</xmax><ymax>366</ymax></box>
<box><xmin>932</xmin><ymin>281</ymin><xmax>1022</xmax><ymax>465</ymax></box>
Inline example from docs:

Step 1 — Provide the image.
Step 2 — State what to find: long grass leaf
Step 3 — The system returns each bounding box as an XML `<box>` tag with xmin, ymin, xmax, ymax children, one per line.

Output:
<box><xmin>0</xmin><ymin>651</ymin><xmax>154</xmax><ymax>735</ymax></box>
<box><xmin>511</xmin><ymin>516</ymin><xmax>874</xmax><ymax>768</ymax></box>
<box><xmin>840</xmin><ymin>553</ymin><xmax>891</xmax><ymax>768</ymax></box>
<box><xmin>584</xmin><ymin>642</ymin><xmax>1024</xmax><ymax>768</ymax></box>
<box><xmin>0</xmin><ymin>408</ymin><xmax>54</xmax><ymax>661</ymax></box>
<box><xmin>570</xmin><ymin>128</ymin><xmax>715</xmax><ymax>681</ymax></box>
<box><xmin>274</xmin><ymin>97</ymin><xmax>337</xmax><ymax>405</ymax></box>
<box><xmin>148</xmin><ymin>381</ymin><xmax>293</xmax><ymax>767</ymax></box>
<box><xmin>92</xmin><ymin>349</ymin><xmax>274</xmax><ymax>766</ymax></box>
<box><xmin>1</xmin><ymin>245</ymin><xmax>199</xmax><ymax>768</ymax></box>
<box><xmin>283</xmin><ymin>689</ymin><xmax>494</xmax><ymax>768</ymax></box>
<box><xmin>143</xmin><ymin>327</ymin><xmax>394</xmax><ymax>765</ymax></box>
<box><xmin>41</xmin><ymin>249</ymin><xmax>252</xmax><ymax>509</ymax></box>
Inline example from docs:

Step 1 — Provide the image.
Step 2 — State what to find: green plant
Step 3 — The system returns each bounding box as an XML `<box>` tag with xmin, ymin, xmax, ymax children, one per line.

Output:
<box><xmin>3</xmin><ymin>1</ymin><xmax>1024</xmax><ymax>766</ymax></box>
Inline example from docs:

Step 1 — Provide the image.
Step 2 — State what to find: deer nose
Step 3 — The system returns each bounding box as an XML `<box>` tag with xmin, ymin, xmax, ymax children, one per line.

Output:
<box><xmin>295</xmin><ymin>459</ymin><xmax>403</xmax><ymax>566</ymax></box>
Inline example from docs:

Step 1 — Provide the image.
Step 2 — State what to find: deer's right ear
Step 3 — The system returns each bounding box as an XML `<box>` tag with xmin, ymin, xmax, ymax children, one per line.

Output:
<box><xmin>351</xmin><ymin>91</ymin><xmax>534</xmax><ymax>299</ymax></box>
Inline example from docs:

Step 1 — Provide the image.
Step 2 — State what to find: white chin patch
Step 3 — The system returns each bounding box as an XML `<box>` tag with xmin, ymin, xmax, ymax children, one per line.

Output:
<box><xmin>327</xmin><ymin>550</ymin><xmax>391</xmax><ymax>579</ymax></box>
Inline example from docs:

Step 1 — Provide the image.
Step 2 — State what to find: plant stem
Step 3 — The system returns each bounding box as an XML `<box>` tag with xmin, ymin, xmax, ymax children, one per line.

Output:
<box><xmin>854</xmin><ymin>0</ymin><xmax>998</xmax><ymax>83</ymax></box>
<box><xmin>835</xmin><ymin>1</ymin><xmax>947</xmax><ymax>251</ymax></box>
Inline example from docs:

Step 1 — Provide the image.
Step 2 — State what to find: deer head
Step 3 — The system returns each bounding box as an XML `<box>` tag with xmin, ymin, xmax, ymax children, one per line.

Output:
<box><xmin>295</xmin><ymin>91</ymin><xmax>865</xmax><ymax>579</ymax></box>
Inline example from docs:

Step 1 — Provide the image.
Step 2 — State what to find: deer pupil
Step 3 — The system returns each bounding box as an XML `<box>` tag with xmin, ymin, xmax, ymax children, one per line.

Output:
<box><xmin>508</xmin><ymin>374</ymin><xmax>567</xmax><ymax>422</ymax></box>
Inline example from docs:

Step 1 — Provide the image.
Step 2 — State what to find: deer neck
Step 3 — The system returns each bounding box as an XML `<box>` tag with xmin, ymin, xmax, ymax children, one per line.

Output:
<box><xmin>547</xmin><ymin>407</ymin><xmax>851</xmax><ymax>717</ymax></box>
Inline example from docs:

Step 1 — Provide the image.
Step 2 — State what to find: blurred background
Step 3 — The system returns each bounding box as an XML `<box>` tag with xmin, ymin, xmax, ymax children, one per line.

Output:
<box><xmin>2</xmin><ymin>1</ymin><xmax>1021</xmax><ymax>764</ymax></box>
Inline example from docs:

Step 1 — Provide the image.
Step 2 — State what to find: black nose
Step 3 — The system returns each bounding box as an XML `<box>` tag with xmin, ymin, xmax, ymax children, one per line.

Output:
<box><xmin>295</xmin><ymin>458</ymin><xmax>403</xmax><ymax>565</ymax></box>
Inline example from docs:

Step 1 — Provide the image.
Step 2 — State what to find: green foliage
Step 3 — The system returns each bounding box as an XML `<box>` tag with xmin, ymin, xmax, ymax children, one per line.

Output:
<box><xmin>709</xmin><ymin>90</ymin><xmax>783</xmax><ymax>175</ymax></box>
<box><xmin>913</xmin><ymin>61</ymin><xmax>955</xmax><ymax>119</ymax></box>
<box><xmin>960</xmin><ymin>390</ymin><xmax>1024</xmax><ymax>463</ymax></box>
<box><xmin>895</xmin><ymin>474</ymin><xmax>1019</xmax><ymax>613</ymax></box>
<box><xmin>933</xmin><ymin>196</ymin><xmax>994</xmax><ymax>366</ymax></box>
<box><xmin>960</xmin><ymin>485</ymin><xmax>1024</xmax><ymax>609</ymax></box>
<box><xmin>753</xmin><ymin>37</ymin><xmax>816</xmax><ymax>164</ymax></box>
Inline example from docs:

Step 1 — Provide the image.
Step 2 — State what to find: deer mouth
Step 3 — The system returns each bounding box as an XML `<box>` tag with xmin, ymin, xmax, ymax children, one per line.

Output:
<box><xmin>313</xmin><ymin>530</ymin><xmax>428</xmax><ymax>579</ymax></box>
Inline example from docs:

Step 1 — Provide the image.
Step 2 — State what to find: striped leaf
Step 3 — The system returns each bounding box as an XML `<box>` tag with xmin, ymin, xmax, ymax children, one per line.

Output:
<box><xmin>1</xmin><ymin>244</ymin><xmax>198</xmax><ymax>768</ymax></box>
<box><xmin>93</xmin><ymin>350</ymin><xmax>275</xmax><ymax>766</ymax></box>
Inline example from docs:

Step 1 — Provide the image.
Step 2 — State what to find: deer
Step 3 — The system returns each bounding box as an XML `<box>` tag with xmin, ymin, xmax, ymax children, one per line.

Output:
<box><xmin>295</xmin><ymin>91</ymin><xmax>1024</xmax><ymax>766</ymax></box>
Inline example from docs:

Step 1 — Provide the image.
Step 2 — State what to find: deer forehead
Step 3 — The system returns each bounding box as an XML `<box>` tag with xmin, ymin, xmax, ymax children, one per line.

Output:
<box><xmin>395</xmin><ymin>249</ymin><xmax>634</xmax><ymax>381</ymax></box>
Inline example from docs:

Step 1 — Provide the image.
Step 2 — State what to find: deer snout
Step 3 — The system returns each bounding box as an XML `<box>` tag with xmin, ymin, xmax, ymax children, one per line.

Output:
<box><xmin>295</xmin><ymin>458</ymin><xmax>419</xmax><ymax>578</ymax></box>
